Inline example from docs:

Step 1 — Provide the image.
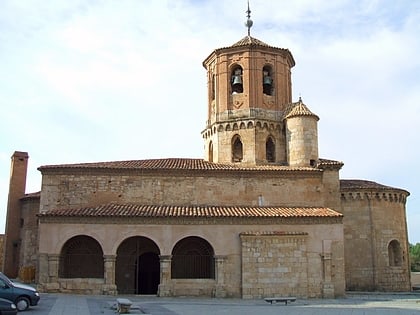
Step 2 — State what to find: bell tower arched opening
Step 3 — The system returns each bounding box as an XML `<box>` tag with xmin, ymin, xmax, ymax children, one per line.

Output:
<box><xmin>263</xmin><ymin>65</ymin><xmax>273</xmax><ymax>96</ymax></box>
<box><xmin>231</xmin><ymin>65</ymin><xmax>243</xmax><ymax>94</ymax></box>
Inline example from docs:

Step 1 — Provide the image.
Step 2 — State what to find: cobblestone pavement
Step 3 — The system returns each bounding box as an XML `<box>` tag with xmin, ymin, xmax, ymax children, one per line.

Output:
<box><xmin>26</xmin><ymin>292</ymin><xmax>420</xmax><ymax>315</ymax></box>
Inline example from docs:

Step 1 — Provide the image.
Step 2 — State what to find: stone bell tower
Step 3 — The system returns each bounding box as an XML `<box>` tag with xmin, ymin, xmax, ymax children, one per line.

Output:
<box><xmin>201</xmin><ymin>6</ymin><xmax>314</xmax><ymax>166</ymax></box>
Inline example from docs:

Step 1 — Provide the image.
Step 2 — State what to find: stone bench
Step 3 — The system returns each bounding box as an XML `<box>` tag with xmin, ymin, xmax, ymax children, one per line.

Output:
<box><xmin>116</xmin><ymin>298</ymin><xmax>132</xmax><ymax>314</ymax></box>
<box><xmin>264</xmin><ymin>297</ymin><xmax>296</xmax><ymax>305</ymax></box>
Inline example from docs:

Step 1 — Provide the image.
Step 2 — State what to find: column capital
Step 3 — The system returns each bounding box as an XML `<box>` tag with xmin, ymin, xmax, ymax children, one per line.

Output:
<box><xmin>48</xmin><ymin>254</ymin><xmax>60</xmax><ymax>261</ymax></box>
<box><xmin>214</xmin><ymin>255</ymin><xmax>227</xmax><ymax>261</ymax></box>
<box><xmin>159</xmin><ymin>255</ymin><xmax>172</xmax><ymax>261</ymax></box>
<box><xmin>103</xmin><ymin>255</ymin><xmax>116</xmax><ymax>261</ymax></box>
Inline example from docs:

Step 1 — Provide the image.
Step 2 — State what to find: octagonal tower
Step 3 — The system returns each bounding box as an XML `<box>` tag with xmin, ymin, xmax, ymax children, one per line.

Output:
<box><xmin>201</xmin><ymin>35</ymin><xmax>296</xmax><ymax>166</ymax></box>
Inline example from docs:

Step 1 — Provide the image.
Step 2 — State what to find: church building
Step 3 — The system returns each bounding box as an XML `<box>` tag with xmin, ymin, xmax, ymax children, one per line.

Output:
<box><xmin>3</xmin><ymin>9</ymin><xmax>411</xmax><ymax>298</ymax></box>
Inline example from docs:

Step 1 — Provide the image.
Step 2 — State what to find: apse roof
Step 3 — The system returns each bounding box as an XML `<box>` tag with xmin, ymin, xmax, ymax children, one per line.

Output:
<box><xmin>38</xmin><ymin>203</ymin><xmax>343</xmax><ymax>219</ymax></box>
<box><xmin>340</xmin><ymin>179</ymin><xmax>409</xmax><ymax>195</ymax></box>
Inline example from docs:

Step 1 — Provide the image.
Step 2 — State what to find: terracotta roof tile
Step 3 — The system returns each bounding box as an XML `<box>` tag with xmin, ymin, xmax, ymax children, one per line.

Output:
<box><xmin>38</xmin><ymin>158</ymin><xmax>320</xmax><ymax>172</ymax></box>
<box><xmin>283</xmin><ymin>98</ymin><xmax>319</xmax><ymax>120</ymax></box>
<box><xmin>203</xmin><ymin>36</ymin><xmax>295</xmax><ymax>68</ymax></box>
<box><xmin>340</xmin><ymin>179</ymin><xmax>409</xmax><ymax>194</ymax></box>
<box><xmin>240</xmin><ymin>231</ymin><xmax>308</xmax><ymax>236</ymax></box>
<box><xmin>38</xmin><ymin>204</ymin><xmax>342</xmax><ymax>218</ymax></box>
<box><xmin>231</xmin><ymin>35</ymin><xmax>271</xmax><ymax>47</ymax></box>
<box><xmin>317</xmin><ymin>158</ymin><xmax>344</xmax><ymax>170</ymax></box>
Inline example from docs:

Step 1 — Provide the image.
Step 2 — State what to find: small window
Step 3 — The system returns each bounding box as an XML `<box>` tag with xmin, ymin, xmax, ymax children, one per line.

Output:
<box><xmin>388</xmin><ymin>240</ymin><xmax>402</xmax><ymax>266</ymax></box>
<box><xmin>266</xmin><ymin>137</ymin><xmax>275</xmax><ymax>162</ymax></box>
<box><xmin>231</xmin><ymin>66</ymin><xmax>243</xmax><ymax>94</ymax></box>
<box><xmin>209</xmin><ymin>141</ymin><xmax>214</xmax><ymax>162</ymax></box>
<box><xmin>232</xmin><ymin>135</ymin><xmax>243</xmax><ymax>162</ymax></box>
<box><xmin>211</xmin><ymin>74</ymin><xmax>216</xmax><ymax>100</ymax></box>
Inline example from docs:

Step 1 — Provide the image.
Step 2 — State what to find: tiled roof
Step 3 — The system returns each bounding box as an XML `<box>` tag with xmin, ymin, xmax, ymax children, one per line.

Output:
<box><xmin>38</xmin><ymin>204</ymin><xmax>343</xmax><ymax>219</ymax></box>
<box><xmin>283</xmin><ymin>98</ymin><xmax>319</xmax><ymax>120</ymax></box>
<box><xmin>240</xmin><ymin>231</ymin><xmax>308</xmax><ymax>236</ymax></box>
<box><xmin>340</xmin><ymin>179</ymin><xmax>409</xmax><ymax>194</ymax></box>
<box><xmin>317</xmin><ymin>158</ymin><xmax>344</xmax><ymax>170</ymax></box>
<box><xmin>203</xmin><ymin>36</ymin><xmax>295</xmax><ymax>67</ymax></box>
<box><xmin>231</xmin><ymin>35</ymin><xmax>271</xmax><ymax>47</ymax></box>
<box><xmin>38</xmin><ymin>158</ymin><xmax>320</xmax><ymax>172</ymax></box>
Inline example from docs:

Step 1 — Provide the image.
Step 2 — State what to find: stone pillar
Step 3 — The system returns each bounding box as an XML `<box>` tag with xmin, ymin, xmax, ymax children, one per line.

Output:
<box><xmin>37</xmin><ymin>253</ymin><xmax>49</xmax><ymax>287</ymax></box>
<box><xmin>158</xmin><ymin>255</ymin><xmax>172</xmax><ymax>297</ymax></box>
<box><xmin>214</xmin><ymin>255</ymin><xmax>227</xmax><ymax>297</ymax></box>
<box><xmin>48</xmin><ymin>254</ymin><xmax>59</xmax><ymax>281</ymax></box>
<box><xmin>103</xmin><ymin>255</ymin><xmax>117</xmax><ymax>295</ymax></box>
<box><xmin>44</xmin><ymin>254</ymin><xmax>60</xmax><ymax>292</ymax></box>
<box><xmin>322</xmin><ymin>240</ymin><xmax>334</xmax><ymax>298</ymax></box>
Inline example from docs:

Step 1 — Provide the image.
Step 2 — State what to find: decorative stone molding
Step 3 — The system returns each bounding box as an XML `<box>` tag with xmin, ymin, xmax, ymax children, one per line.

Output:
<box><xmin>340</xmin><ymin>191</ymin><xmax>408</xmax><ymax>203</ymax></box>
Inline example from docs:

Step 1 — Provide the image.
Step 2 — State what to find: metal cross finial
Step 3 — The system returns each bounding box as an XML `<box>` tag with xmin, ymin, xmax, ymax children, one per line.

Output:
<box><xmin>245</xmin><ymin>0</ymin><xmax>253</xmax><ymax>36</ymax></box>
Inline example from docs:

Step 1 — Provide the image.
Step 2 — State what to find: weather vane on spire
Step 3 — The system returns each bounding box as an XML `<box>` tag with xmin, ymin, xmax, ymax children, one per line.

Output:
<box><xmin>245</xmin><ymin>1</ymin><xmax>253</xmax><ymax>36</ymax></box>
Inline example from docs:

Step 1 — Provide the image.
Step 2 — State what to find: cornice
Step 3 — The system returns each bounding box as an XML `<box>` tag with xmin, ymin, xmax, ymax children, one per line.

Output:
<box><xmin>340</xmin><ymin>191</ymin><xmax>408</xmax><ymax>204</ymax></box>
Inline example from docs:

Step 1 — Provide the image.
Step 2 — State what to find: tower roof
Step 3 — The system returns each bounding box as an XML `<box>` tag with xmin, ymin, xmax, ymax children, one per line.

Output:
<box><xmin>203</xmin><ymin>35</ymin><xmax>295</xmax><ymax>68</ymax></box>
<box><xmin>231</xmin><ymin>35</ymin><xmax>271</xmax><ymax>47</ymax></box>
<box><xmin>283</xmin><ymin>98</ymin><xmax>319</xmax><ymax>121</ymax></box>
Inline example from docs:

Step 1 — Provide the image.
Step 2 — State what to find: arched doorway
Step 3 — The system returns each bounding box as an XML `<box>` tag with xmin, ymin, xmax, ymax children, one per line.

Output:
<box><xmin>137</xmin><ymin>252</ymin><xmax>160</xmax><ymax>294</ymax></box>
<box><xmin>116</xmin><ymin>236</ymin><xmax>160</xmax><ymax>294</ymax></box>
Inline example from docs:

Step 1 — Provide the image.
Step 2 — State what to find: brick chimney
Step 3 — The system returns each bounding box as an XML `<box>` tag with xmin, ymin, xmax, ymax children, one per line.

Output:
<box><xmin>3</xmin><ymin>151</ymin><xmax>28</xmax><ymax>277</ymax></box>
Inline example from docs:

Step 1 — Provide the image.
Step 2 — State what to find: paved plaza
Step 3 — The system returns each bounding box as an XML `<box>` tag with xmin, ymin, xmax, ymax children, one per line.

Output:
<box><xmin>24</xmin><ymin>292</ymin><xmax>420</xmax><ymax>315</ymax></box>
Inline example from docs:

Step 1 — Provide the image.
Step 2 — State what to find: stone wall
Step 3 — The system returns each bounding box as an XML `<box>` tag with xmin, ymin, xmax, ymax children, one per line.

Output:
<box><xmin>285</xmin><ymin>116</ymin><xmax>318</xmax><ymax>167</ymax></box>
<box><xmin>204</xmin><ymin>120</ymin><xmax>287</xmax><ymax>165</ymax></box>
<box><xmin>19</xmin><ymin>197</ymin><xmax>40</xmax><ymax>282</ymax></box>
<box><xmin>340</xmin><ymin>190</ymin><xmax>410</xmax><ymax>291</ymax></box>
<box><xmin>39</xmin><ymin>169</ymin><xmax>336</xmax><ymax>213</ymax></box>
<box><xmin>412</xmin><ymin>272</ymin><xmax>420</xmax><ymax>288</ymax></box>
<box><xmin>240</xmin><ymin>232</ymin><xmax>309</xmax><ymax>298</ymax></box>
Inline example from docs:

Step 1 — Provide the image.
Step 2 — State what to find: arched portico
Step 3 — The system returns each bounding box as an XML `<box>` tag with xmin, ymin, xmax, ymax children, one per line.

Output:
<box><xmin>59</xmin><ymin>235</ymin><xmax>104</xmax><ymax>278</ymax></box>
<box><xmin>115</xmin><ymin>236</ymin><xmax>161</xmax><ymax>294</ymax></box>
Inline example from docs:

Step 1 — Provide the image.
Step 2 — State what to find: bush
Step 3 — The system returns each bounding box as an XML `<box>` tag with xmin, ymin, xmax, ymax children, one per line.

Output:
<box><xmin>409</xmin><ymin>243</ymin><xmax>420</xmax><ymax>272</ymax></box>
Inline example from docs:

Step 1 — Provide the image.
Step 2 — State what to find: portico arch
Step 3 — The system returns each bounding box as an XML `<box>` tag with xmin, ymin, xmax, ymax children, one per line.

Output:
<box><xmin>58</xmin><ymin>235</ymin><xmax>104</xmax><ymax>278</ymax></box>
<box><xmin>115</xmin><ymin>236</ymin><xmax>160</xmax><ymax>294</ymax></box>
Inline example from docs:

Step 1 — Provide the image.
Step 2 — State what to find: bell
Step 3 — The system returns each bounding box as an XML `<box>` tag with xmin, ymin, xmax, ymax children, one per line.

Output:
<box><xmin>263</xmin><ymin>75</ymin><xmax>273</xmax><ymax>95</ymax></box>
<box><xmin>232</xmin><ymin>75</ymin><xmax>243</xmax><ymax>85</ymax></box>
<box><xmin>263</xmin><ymin>75</ymin><xmax>272</xmax><ymax>86</ymax></box>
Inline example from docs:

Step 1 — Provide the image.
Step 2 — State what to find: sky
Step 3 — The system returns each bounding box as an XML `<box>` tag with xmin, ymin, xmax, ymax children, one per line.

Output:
<box><xmin>0</xmin><ymin>0</ymin><xmax>419</xmax><ymax>243</ymax></box>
